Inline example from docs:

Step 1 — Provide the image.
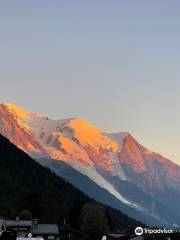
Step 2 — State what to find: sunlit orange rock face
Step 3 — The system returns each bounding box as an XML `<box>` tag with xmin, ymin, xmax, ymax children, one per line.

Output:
<box><xmin>40</xmin><ymin>118</ymin><xmax>120</xmax><ymax>172</ymax></box>
<box><xmin>0</xmin><ymin>104</ymin><xmax>45</xmax><ymax>156</ymax></box>
<box><xmin>118</xmin><ymin>134</ymin><xmax>145</xmax><ymax>172</ymax></box>
<box><xmin>68</xmin><ymin>118</ymin><xmax>118</xmax><ymax>151</ymax></box>
<box><xmin>48</xmin><ymin>134</ymin><xmax>93</xmax><ymax>167</ymax></box>
<box><xmin>66</xmin><ymin>118</ymin><xmax>119</xmax><ymax>172</ymax></box>
<box><xmin>4</xmin><ymin>103</ymin><xmax>30</xmax><ymax>119</ymax></box>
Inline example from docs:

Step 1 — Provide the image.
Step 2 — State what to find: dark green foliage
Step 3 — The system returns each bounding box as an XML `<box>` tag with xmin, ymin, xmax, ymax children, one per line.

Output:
<box><xmin>18</xmin><ymin>209</ymin><xmax>33</xmax><ymax>220</ymax></box>
<box><xmin>0</xmin><ymin>134</ymin><xmax>89</xmax><ymax>223</ymax></box>
<box><xmin>69</xmin><ymin>198</ymin><xmax>85</xmax><ymax>229</ymax></box>
<box><xmin>0</xmin><ymin>134</ymin><xmax>141</xmax><ymax>230</ymax></box>
<box><xmin>80</xmin><ymin>203</ymin><xmax>109</xmax><ymax>240</ymax></box>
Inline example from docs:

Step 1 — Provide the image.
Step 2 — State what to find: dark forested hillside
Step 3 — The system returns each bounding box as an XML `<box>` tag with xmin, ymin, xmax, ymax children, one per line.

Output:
<box><xmin>0</xmin><ymin>133</ymin><xmax>141</xmax><ymax>228</ymax></box>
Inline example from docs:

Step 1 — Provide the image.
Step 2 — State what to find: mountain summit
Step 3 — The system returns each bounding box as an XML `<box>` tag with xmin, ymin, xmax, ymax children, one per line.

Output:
<box><xmin>1</xmin><ymin>102</ymin><xmax>180</xmax><ymax>226</ymax></box>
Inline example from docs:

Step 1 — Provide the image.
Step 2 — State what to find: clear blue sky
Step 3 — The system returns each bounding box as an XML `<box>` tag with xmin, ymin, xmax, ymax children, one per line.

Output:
<box><xmin>0</xmin><ymin>0</ymin><xmax>180</xmax><ymax>163</ymax></box>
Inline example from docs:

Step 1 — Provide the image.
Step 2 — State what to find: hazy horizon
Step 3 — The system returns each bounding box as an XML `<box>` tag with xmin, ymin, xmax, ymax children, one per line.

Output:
<box><xmin>1</xmin><ymin>1</ymin><xmax>180</xmax><ymax>164</ymax></box>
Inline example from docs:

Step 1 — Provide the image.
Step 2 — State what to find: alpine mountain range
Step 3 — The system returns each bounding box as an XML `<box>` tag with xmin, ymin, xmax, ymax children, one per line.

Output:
<box><xmin>1</xmin><ymin>102</ymin><xmax>180</xmax><ymax>227</ymax></box>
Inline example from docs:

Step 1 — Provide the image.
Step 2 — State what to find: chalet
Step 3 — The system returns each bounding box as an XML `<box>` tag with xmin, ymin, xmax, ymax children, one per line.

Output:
<box><xmin>0</xmin><ymin>219</ymin><xmax>59</xmax><ymax>240</ymax></box>
<box><xmin>32</xmin><ymin>224</ymin><xmax>59</xmax><ymax>239</ymax></box>
<box><xmin>2</xmin><ymin>219</ymin><xmax>32</xmax><ymax>237</ymax></box>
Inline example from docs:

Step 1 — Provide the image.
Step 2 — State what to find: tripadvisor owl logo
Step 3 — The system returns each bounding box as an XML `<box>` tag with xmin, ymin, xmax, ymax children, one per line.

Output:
<box><xmin>135</xmin><ymin>227</ymin><xmax>144</xmax><ymax>236</ymax></box>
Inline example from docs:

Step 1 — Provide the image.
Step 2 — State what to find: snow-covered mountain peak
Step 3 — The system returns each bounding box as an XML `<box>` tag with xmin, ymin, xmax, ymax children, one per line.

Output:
<box><xmin>3</xmin><ymin>102</ymin><xmax>30</xmax><ymax>119</ymax></box>
<box><xmin>2</xmin><ymin>102</ymin><xmax>180</xmax><ymax>226</ymax></box>
<box><xmin>2</xmin><ymin>102</ymin><xmax>45</xmax><ymax>121</ymax></box>
<box><xmin>0</xmin><ymin>102</ymin><xmax>175</xmax><ymax>174</ymax></box>
<box><xmin>66</xmin><ymin>118</ymin><xmax>119</xmax><ymax>151</ymax></box>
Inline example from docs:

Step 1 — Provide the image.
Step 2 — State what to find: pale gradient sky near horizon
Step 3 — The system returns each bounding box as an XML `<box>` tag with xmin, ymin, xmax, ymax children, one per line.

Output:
<box><xmin>0</xmin><ymin>1</ymin><xmax>180</xmax><ymax>163</ymax></box>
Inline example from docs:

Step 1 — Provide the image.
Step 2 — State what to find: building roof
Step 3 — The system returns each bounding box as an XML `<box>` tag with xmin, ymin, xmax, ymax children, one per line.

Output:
<box><xmin>5</xmin><ymin>220</ymin><xmax>32</xmax><ymax>227</ymax></box>
<box><xmin>32</xmin><ymin>224</ymin><xmax>59</xmax><ymax>235</ymax></box>
<box><xmin>0</xmin><ymin>220</ymin><xmax>59</xmax><ymax>235</ymax></box>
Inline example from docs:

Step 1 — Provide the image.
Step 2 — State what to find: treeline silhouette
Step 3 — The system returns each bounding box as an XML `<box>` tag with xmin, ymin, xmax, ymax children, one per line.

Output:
<box><xmin>0</xmin><ymin>133</ymin><xmax>141</xmax><ymax>230</ymax></box>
